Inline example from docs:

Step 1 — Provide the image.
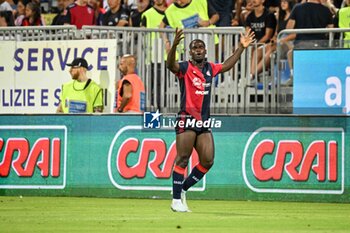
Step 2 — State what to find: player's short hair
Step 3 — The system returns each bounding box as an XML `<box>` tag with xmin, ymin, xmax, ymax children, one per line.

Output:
<box><xmin>189</xmin><ymin>39</ymin><xmax>206</xmax><ymax>49</ymax></box>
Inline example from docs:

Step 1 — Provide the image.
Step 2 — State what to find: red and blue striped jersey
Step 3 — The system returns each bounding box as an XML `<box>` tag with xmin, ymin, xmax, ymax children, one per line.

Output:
<box><xmin>176</xmin><ymin>61</ymin><xmax>222</xmax><ymax>121</ymax></box>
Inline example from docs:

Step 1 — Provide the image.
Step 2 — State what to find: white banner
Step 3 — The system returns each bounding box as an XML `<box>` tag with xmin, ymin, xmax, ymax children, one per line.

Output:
<box><xmin>0</xmin><ymin>39</ymin><xmax>117</xmax><ymax>113</ymax></box>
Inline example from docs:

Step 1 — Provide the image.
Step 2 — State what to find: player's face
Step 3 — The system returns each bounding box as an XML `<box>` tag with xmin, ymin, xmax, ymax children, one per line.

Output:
<box><xmin>119</xmin><ymin>58</ymin><xmax>127</xmax><ymax>75</ymax></box>
<box><xmin>189</xmin><ymin>41</ymin><xmax>206</xmax><ymax>63</ymax></box>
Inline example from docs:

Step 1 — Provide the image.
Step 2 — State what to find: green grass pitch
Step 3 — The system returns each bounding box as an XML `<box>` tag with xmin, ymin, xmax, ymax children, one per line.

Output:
<box><xmin>0</xmin><ymin>196</ymin><xmax>349</xmax><ymax>233</ymax></box>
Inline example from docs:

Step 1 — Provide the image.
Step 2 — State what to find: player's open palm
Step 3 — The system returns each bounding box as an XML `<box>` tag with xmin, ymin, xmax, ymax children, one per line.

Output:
<box><xmin>240</xmin><ymin>29</ymin><xmax>255</xmax><ymax>48</ymax></box>
<box><xmin>173</xmin><ymin>28</ymin><xmax>184</xmax><ymax>46</ymax></box>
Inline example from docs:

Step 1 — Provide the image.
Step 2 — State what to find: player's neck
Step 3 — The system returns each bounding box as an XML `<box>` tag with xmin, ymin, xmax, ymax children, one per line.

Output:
<box><xmin>192</xmin><ymin>60</ymin><xmax>204</xmax><ymax>69</ymax></box>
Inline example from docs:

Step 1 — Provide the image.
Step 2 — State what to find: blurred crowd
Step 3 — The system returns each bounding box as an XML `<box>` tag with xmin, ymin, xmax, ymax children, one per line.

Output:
<box><xmin>0</xmin><ymin>0</ymin><xmax>346</xmax><ymax>29</ymax></box>
<box><xmin>1</xmin><ymin>0</ymin><xmax>349</xmax><ymax>86</ymax></box>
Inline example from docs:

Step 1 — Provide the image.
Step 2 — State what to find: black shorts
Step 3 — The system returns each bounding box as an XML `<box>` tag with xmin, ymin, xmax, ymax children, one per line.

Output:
<box><xmin>175</xmin><ymin>112</ymin><xmax>211</xmax><ymax>135</ymax></box>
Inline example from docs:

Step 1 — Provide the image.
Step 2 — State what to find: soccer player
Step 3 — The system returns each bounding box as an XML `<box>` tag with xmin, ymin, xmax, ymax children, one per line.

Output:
<box><xmin>167</xmin><ymin>28</ymin><xmax>255</xmax><ymax>212</ymax></box>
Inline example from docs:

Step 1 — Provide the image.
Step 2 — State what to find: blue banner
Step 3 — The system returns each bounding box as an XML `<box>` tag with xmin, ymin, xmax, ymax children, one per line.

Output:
<box><xmin>293</xmin><ymin>49</ymin><xmax>350</xmax><ymax>114</ymax></box>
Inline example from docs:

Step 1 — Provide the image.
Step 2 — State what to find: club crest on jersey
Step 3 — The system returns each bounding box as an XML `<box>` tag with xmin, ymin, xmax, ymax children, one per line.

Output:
<box><xmin>192</xmin><ymin>77</ymin><xmax>202</xmax><ymax>88</ymax></box>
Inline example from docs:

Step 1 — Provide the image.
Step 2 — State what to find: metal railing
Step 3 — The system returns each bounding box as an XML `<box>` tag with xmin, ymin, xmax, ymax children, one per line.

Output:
<box><xmin>0</xmin><ymin>25</ymin><xmax>77</xmax><ymax>41</ymax></box>
<box><xmin>2</xmin><ymin>26</ymin><xmax>350</xmax><ymax>114</ymax></box>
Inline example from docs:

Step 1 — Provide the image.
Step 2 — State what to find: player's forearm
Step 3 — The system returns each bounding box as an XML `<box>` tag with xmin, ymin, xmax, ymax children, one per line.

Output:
<box><xmin>221</xmin><ymin>43</ymin><xmax>245</xmax><ymax>73</ymax></box>
<box><xmin>166</xmin><ymin>44</ymin><xmax>178</xmax><ymax>73</ymax></box>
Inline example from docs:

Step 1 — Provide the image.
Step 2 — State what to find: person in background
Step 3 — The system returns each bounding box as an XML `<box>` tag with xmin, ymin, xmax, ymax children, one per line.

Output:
<box><xmin>102</xmin><ymin>0</ymin><xmax>129</xmax><ymax>26</ymax></box>
<box><xmin>129</xmin><ymin>0</ymin><xmax>151</xmax><ymax>27</ymax></box>
<box><xmin>141</xmin><ymin>0</ymin><xmax>167</xmax><ymax>27</ymax></box>
<box><xmin>285</xmin><ymin>0</ymin><xmax>333</xmax><ymax>84</ymax></box>
<box><xmin>232</xmin><ymin>0</ymin><xmax>254</xmax><ymax>26</ymax></box>
<box><xmin>0</xmin><ymin>0</ymin><xmax>13</xmax><ymax>12</ymax></box>
<box><xmin>14</xmin><ymin>0</ymin><xmax>26</xmax><ymax>26</ymax></box>
<box><xmin>159</xmin><ymin>0</ymin><xmax>220</xmax><ymax>53</ymax></box>
<box><xmin>141</xmin><ymin>0</ymin><xmax>168</xmax><ymax>110</ymax></box>
<box><xmin>21</xmin><ymin>2</ymin><xmax>44</xmax><ymax>26</ymax></box>
<box><xmin>116</xmin><ymin>54</ymin><xmax>145</xmax><ymax>113</ymax></box>
<box><xmin>335</xmin><ymin>0</ymin><xmax>350</xmax><ymax>47</ymax></box>
<box><xmin>251</xmin><ymin>0</ymin><xmax>295</xmax><ymax>77</ymax></box>
<box><xmin>63</xmin><ymin>0</ymin><xmax>95</xmax><ymax>29</ymax></box>
<box><xmin>52</xmin><ymin>0</ymin><xmax>68</xmax><ymax>25</ymax></box>
<box><xmin>89</xmin><ymin>0</ymin><xmax>106</xmax><ymax>25</ymax></box>
<box><xmin>245</xmin><ymin>0</ymin><xmax>276</xmax><ymax>80</ymax></box>
<box><xmin>57</xmin><ymin>58</ymin><xmax>103</xmax><ymax>113</ymax></box>
<box><xmin>0</xmin><ymin>10</ymin><xmax>14</xmax><ymax>26</ymax></box>
<box><xmin>208</xmin><ymin>0</ymin><xmax>234</xmax><ymax>26</ymax></box>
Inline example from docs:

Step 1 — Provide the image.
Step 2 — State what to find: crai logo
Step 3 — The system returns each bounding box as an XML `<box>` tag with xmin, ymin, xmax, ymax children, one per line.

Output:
<box><xmin>108</xmin><ymin>126</ymin><xmax>206</xmax><ymax>191</ymax></box>
<box><xmin>0</xmin><ymin>126</ymin><xmax>67</xmax><ymax>189</ymax></box>
<box><xmin>143</xmin><ymin>110</ymin><xmax>222</xmax><ymax>129</ymax></box>
<box><xmin>243</xmin><ymin>127</ymin><xmax>344</xmax><ymax>194</ymax></box>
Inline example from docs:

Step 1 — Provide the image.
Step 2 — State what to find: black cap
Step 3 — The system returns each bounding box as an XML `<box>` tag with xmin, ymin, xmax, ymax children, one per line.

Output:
<box><xmin>66</xmin><ymin>58</ymin><xmax>88</xmax><ymax>69</ymax></box>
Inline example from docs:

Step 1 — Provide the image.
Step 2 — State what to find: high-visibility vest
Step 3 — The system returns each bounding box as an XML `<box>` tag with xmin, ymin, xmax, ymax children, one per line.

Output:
<box><xmin>60</xmin><ymin>79</ymin><xmax>103</xmax><ymax>113</ymax></box>
<box><xmin>338</xmin><ymin>7</ymin><xmax>350</xmax><ymax>47</ymax></box>
<box><xmin>117</xmin><ymin>74</ymin><xmax>145</xmax><ymax>113</ymax></box>
<box><xmin>142</xmin><ymin>7</ymin><xmax>167</xmax><ymax>62</ymax></box>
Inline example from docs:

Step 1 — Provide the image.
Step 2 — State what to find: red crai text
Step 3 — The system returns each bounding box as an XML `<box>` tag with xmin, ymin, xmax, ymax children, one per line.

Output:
<box><xmin>117</xmin><ymin>138</ymin><xmax>199</xmax><ymax>179</ymax></box>
<box><xmin>0</xmin><ymin>137</ymin><xmax>61</xmax><ymax>177</ymax></box>
<box><xmin>252</xmin><ymin>140</ymin><xmax>338</xmax><ymax>182</ymax></box>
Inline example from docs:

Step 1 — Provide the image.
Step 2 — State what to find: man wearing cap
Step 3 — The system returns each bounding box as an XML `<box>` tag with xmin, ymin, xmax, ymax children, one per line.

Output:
<box><xmin>56</xmin><ymin>57</ymin><xmax>104</xmax><ymax>113</ymax></box>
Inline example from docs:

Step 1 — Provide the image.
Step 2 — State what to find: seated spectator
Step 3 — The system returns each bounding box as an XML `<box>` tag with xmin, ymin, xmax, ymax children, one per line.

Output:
<box><xmin>245</xmin><ymin>0</ymin><xmax>276</xmax><ymax>80</ymax></box>
<box><xmin>252</xmin><ymin>0</ymin><xmax>296</xmax><ymax>76</ymax></box>
<box><xmin>115</xmin><ymin>54</ymin><xmax>145</xmax><ymax>113</ymax></box>
<box><xmin>64</xmin><ymin>0</ymin><xmax>95</xmax><ymax>29</ymax></box>
<box><xmin>89</xmin><ymin>0</ymin><xmax>106</xmax><ymax>25</ymax></box>
<box><xmin>102</xmin><ymin>0</ymin><xmax>129</xmax><ymax>26</ymax></box>
<box><xmin>0</xmin><ymin>10</ymin><xmax>14</xmax><ymax>26</ymax></box>
<box><xmin>21</xmin><ymin>2</ymin><xmax>44</xmax><ymax>26</ymax></box>
<box><xmin>232</xmin><ymin>0</ymin><xmax>253</xmax><ymax>26</ymax></box>
<box><xmin>14</xmin><ymin>0</ymin><xmax>25</xmax><ymax>26</ymax></box>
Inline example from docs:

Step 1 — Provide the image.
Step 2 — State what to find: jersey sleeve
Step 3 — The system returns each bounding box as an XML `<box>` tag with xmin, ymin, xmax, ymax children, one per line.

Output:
<box><xmin>210</xmin><ymin>63</ymin><xmax>222</xmax><ymax>77</ymax></box>
<box><xmin>176</xmin><ymin>61</ymin><xmax>189</xmax><ymax>79</ymax></box>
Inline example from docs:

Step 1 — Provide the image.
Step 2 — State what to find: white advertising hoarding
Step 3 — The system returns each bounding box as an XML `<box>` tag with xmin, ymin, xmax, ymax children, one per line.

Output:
<box><xmin>0</xmin><ymin>39</ymin><xmax>116</xmax><ymax>113</ymax></box>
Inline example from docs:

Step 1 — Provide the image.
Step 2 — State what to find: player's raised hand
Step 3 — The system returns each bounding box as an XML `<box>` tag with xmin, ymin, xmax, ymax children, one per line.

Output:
<box><xmin>173</xmin><ymin>28</ymin><xmax>184</xmax><ymax>46</ymax></box>
<box><xmin>240</xmin><ymin>28</ymin><xmax>255</xmax><ymax>48</ymax></box>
